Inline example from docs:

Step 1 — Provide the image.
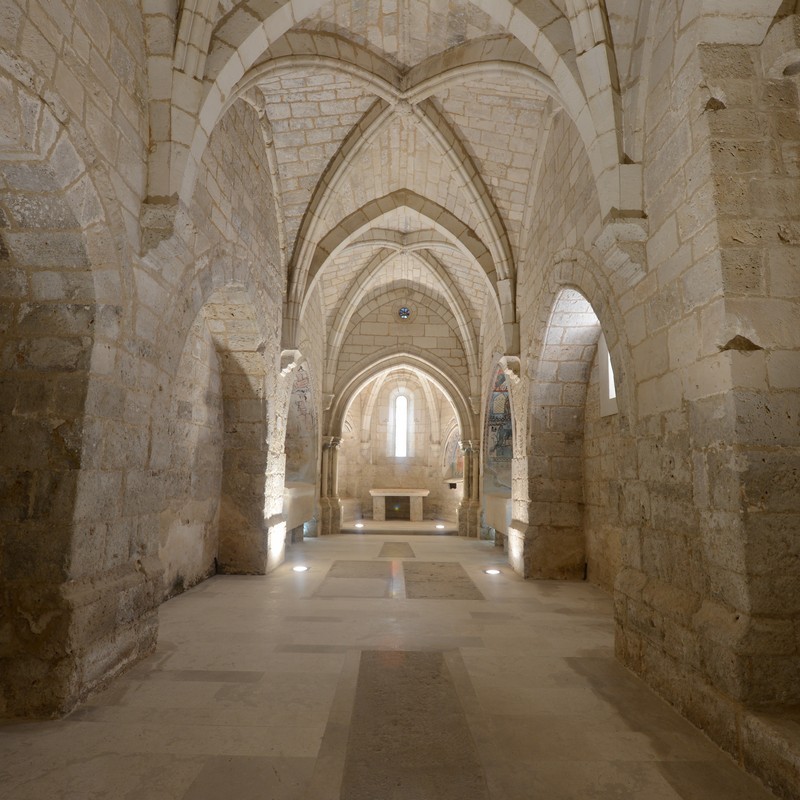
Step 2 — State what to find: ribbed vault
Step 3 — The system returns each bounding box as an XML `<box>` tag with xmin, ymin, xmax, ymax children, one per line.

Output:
<box><xmin>161</xmin><ymin>0</ymin><xmax>650</xmax><ymax>452</ymax></box>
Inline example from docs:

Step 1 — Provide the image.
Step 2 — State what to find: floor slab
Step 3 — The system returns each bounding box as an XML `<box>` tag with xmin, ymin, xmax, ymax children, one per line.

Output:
<box><xmin>0</xmin><ymin>534</ymin><xmax>780</xmax><ymax>800</ymax></box>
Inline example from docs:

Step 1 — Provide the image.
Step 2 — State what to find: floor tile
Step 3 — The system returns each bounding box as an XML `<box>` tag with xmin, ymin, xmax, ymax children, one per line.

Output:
<box><xmin>0</xmin><ymin>534</ymin><xmax>778</xmax><ymax>800</ymax></box>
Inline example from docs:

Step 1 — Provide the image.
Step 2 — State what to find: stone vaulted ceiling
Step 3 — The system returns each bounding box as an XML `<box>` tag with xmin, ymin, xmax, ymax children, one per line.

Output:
<box><xmin>179</xmin><ymin>0</ymin><xmax>655</xmax><ymax>425</ymax></box>
<box><xmin>232</xmin><ymin>0</ymin><xmax>561</xmax><ymax>414</ymax></box>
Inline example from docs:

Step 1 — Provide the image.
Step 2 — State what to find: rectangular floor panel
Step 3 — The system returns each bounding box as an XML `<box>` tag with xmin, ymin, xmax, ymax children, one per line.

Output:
<box><xmin>403</xmin><ymin>561</ymin><xmax>484</xmax><ymax>600</ymax></box>
<box><xmin>377</xmin><ymin>542</ymin><xmax>416</xmax><ymax>558</ymax></box>
<box><xmin>339</xmin><ymin>650</ymin><xmax>490</xmax><ymax>800</ymax></box>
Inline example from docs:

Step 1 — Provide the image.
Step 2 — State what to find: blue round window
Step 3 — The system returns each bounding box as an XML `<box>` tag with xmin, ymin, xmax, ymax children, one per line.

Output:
<box><xmin>398</xmin><ymin>306</ymin><xmax>411</xmax><ymax>319</ymax></box>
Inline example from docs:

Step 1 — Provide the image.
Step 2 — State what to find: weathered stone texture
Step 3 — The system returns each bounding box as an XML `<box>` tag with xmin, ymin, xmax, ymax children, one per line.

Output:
<box><xmin>2</xmin><ymin>3</ymin><xmax>799</xmax><ymax>796</ymax></box>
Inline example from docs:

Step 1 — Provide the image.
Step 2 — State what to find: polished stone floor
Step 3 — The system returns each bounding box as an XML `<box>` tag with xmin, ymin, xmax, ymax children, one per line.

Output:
<box><xmin>0</xmin><ymin>534</ymin><xmax>778</xmax><ymax>799</ymax></box>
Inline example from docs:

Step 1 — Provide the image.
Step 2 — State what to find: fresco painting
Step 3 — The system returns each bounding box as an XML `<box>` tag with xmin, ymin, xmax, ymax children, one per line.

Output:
<box><xmin>483</xmin><ymin>367</ymin><xmax>512</xmax><ymax>495</ymax></box>
<box><xmin>442</xmin><ymin>427</ymin><xmax>464</xmax><ymax>481</ymax></box>
<box><xmin>285</xmin><ymin>366</ymin><xmax>316</xmax><ymax>484</ymax></box>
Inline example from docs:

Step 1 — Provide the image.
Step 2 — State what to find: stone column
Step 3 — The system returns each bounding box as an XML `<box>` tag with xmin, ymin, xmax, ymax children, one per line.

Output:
<box><xmin>319</xmin><ymin>436</ymin><xmax>342</xmax><ymax>535</ymax></box>
<box><xmin>264</xmin><ymin>447</ymin><xmax>287</xmax><ymax>573</ymax></box>
<box><xmin>457</xmin><ymin>440</ymin><xmax>480</xmax><ymax>537</ymax></box>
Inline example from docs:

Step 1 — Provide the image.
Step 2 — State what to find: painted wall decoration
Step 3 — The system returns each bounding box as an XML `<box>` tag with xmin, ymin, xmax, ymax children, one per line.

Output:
<box><xmin>442</xmin><ymin>426</ymin><xmax>464</xmax><ymax>481</ymax></box>
<box><xmin>284</xmin><ymin>366</ymin><xmax>316</xmax><ymax>484</ymax></box>
<box><xmin>483</xmin><ymin>367</ymin><xmax>513</xmax><ymax>494</ymax></box>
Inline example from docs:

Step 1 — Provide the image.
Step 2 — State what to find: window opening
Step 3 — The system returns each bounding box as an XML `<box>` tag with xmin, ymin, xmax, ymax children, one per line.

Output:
<box><xmin>607</xmin><ymin>350</ymin><xmax>616</xmax><ymax>400</ymax></box>
<box><xmin>599</xmin><ymin>333</ymin><xmax>618</xmax><ymax>416</ymax></box>
<box><xmin>395</xmin><ymin>395</ymin><xmax>408</xmax><ymax>457</ymax></box>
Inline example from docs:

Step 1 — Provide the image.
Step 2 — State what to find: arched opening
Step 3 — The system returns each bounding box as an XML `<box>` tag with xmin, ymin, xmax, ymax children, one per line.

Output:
<box><xmin>393</xmin><ymin>393</ymin><xmax>409</xmax><ymax>458</ymax></box>
<box><xmin>387</xmin><ymin>387</ymin><xmax>416</xmax><ymax>459</ymax></box>
<box><xmin>337</xmin><ymin>367</ymin><xmax>462</xmax><ymax>524</ymax></box>
<box><xmin>528</xmin><ymin>288</ymin><xmax>622</xmax><ymax>586</ymax></box>
<box><xmin>163</xmin><ymin>287</ymin><xmax>271</xmax><ymax>580</ymax></box>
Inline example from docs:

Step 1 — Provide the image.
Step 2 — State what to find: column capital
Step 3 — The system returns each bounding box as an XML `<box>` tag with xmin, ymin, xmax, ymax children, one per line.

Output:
<box><xmin>498</xmin><ymin>355</ymin><xmax>522</xmax><ymax>385</ymax></box>
<box><xmin>279</xmin><ymin>348</ymin><xmax>303</xmax><ymax>376</ymax></box>
<box><xmin>323</xmin><ymin>435</ymin><xmax>342</xmax><ymax>450</ymax></box>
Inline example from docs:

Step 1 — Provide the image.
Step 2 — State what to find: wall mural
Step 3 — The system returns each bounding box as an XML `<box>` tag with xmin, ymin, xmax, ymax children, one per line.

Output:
<box><xmin>442</xmin><ymin>426</ymin><xmax>464</xmax><ymax>481</ymax></box>
<box><xmin>483</xmin><ymin>366</ymin><xmax>512</xmax><ymax>494</ymax></box>
<box><xmin>284</xmin><ymin>366</ymin><xmax>316</xmax><ymax>484</ymax></box>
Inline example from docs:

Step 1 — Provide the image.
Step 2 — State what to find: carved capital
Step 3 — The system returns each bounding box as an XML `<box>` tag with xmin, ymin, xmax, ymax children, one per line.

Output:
<box><xmin>280</xmin><ymin>349</ymin><xmax>303</xmax><ymax>376</ymax></box>
<box><xmin>498</xmin><ymin>355</ymin><xmax>522</xmax><ymax>386</ymax></box>
<box><xmin>593</xmin><ymin>217</ymin><xmax>648</xmax><ymax>285</ymax></box>
<box><xmin>140</xmin><ymin>199</ymin><xmax>178</xmax><ymax>255</ymax></box>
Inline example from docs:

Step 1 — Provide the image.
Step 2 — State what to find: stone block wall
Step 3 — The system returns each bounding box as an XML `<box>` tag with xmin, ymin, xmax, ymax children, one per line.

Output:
<box><xmin>335</xmin><ymin>289</ymin><xmax>468</xmax><ymax>384</ymax></box>
<box><xmin>0</xmin><ymin>0</ymin><xmax>156</xmax><ymax>716</ymax></box>
<box><xmin>701</xmin><ymin>38</ymin><xmax>800</xmax><ymax>707</ymax></box>
<box><xmin>511</xmin><ymin>106</ymin><xmax>608</xmax><ymax>580</ymax></box>
<box><xmin>0</xmin><ymin>6</ymin><xmax>286</xmax><ymax>714</ymax></box>
<box><xmin>159</xmin><ymin>312</ymin><xmax>222</xmax><ymax>599</ymax></box>
<box><xmin>597</xmin><ymin>8</ymin><xmax>800</xmax><ymax>790</ymax></box>
<box><xmin>583</xmin><ymin>348</ymin><xmax>624</xmax><ymax>593</ymax></box>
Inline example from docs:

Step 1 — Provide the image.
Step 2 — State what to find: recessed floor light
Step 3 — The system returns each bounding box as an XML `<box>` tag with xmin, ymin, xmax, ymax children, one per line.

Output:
<box><xmin>355</xmin><ymin>522</ymin><xmax>364</xmax><ymax>528</ymax></box>
<box><xmin>293</xmin><ymin>565</ymin><xmax>309</xmax><ymax>573</ymax></box>
<box><xmin>435</xmin><ymin>524</ymin><xmax>445</xmax><ymax>529</ymax></box>
<box><xmin>484</xmin><ymin>569</ymin><xmax>501</xmax><ymax>575</ymax></box>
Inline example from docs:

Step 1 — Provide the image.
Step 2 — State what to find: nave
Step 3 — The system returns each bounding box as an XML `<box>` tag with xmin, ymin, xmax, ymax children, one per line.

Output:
<box><xmin>1</xmin><ymin>535</ymin><xmax>776</xmax><ymax>800</ymax></box>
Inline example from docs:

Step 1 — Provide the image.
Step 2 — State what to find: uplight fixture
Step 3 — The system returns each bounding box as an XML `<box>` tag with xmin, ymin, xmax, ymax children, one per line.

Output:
<box><xmin>484</xmin><ymin>568</ymin><xmax>501</xmax><ymax>575</ymax></box>
<box><xmin>435</xmin><ymin>523</ymin><xmax>445</xmax><ymax>529</ymax></box>
<box><xmin>355</xmin><ymin>522</ymin><xmax>364</xmax><ymax>528</ymax></box>
<box><xmin>293</xmin><ymin>565</ymin><xmax>309</xmax><ymax>573</ymax></box>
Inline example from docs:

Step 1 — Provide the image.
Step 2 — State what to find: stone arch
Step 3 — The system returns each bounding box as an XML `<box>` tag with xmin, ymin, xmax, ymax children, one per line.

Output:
<box><xmin>328</xmin><ymin>350</ymin><xmax>475</xmax><ymax>443</ymax></box>
<box><xmin>0</xmin><ymin>66</ymin><xmax>144</xmax><ymax>717</ymax></box>
<box><xmin>534</xmin><ymin>252</ymin><xmax>633</xmax><ymax>421</ymax></box>
<box><xmin>528</xmin><ymin>287</ymin><xmax>604</xmax><ymax>579</ymax></box>
<box><xmin>171</xmin><ymin>0</ymin><xmax>631</xmax><ymax>220</ymax></box>
<box><xmin>335</xmin><ymin>363</ymin><xmax>464</xmax><ymax>523</ymax></box>
<box><xmin>519</xmin><ymin>251</ymin><xmax>632</xmax><ymax>581</ymax></box>
<box><xmin>323</xmin><ymin>246</ymin><xmax>481</xmax><ymax>395</ymax></box>
<box><xmin>203</xmin><ymin>286</ymin><xmax>271</xmax><ymax>575</ymax></box>
<box><xmin>153</xmin><ymin>261</ymin><xmax>277</xmax><ymax>580</ymax></box>
<box><xmin>282</xmin><ymin>87</ymin><xmax>514</xmax><ymax>338</ymax></box>
<box><xmin>297</xmin><ymin>191</ymin><xmax>505</xmax><ymax>346</ymax></box>
<box><xmin>330</xmin><ymin>276</ymin><xmax>475</xmax><ymax>392</ymax></box>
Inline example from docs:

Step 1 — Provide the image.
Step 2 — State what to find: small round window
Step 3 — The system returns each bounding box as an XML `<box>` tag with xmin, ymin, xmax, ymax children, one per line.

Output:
<box><xmin>398</xmin><ymin>306</ymin><xmax>411</xmax><ymax>320</ymax></box>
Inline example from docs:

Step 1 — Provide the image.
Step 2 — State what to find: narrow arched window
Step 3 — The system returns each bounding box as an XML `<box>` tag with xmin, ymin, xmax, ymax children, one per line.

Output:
<box><xmin>599</xmin><ymin>333</ymin><xmax>618</xmax><ymax>416</ymax></box>
<box><xmin>395</xmin><ymin>395</ymin><xmax>408</xmax><ymax>457</ymax></box>
<box><xmin>607</xmin><ymin>350</ymin><xmax>617</xmax><ymax>400</ymax></box>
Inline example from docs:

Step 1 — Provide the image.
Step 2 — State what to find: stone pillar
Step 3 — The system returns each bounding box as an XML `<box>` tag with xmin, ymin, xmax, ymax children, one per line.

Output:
<box><xmin>612</xmin><ymin>26</ymin><xmax>800</xmax><ymax>799</ymax></box>
<box><xmin>457</xmin><ymin>440</ymin><xmax>480</xmax><ymax>537</ymax></box>
<box><xmin>319</xmin><ymin>436</ymin><xmax>342</xmax><ymax>535</ymax></box>
<box><xmin>217</xmin><ymin>362</ymin><xmax>271</xmax><ymax>575</ymax></box>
